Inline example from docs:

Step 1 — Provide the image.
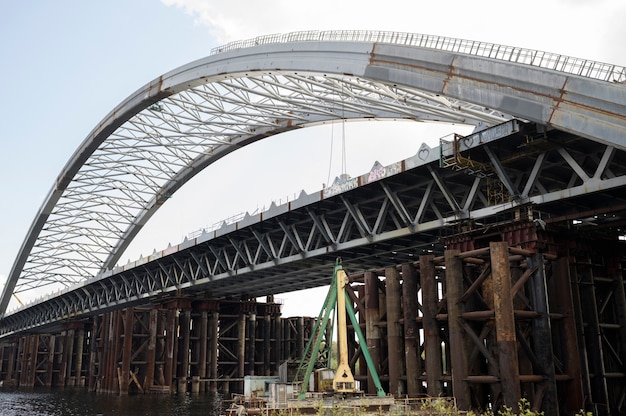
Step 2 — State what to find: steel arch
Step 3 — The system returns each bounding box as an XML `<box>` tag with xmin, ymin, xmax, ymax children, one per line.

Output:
<box><xmin>2</xmin><ymin>30</ymin><xmax>625</xmax><ymax>316</ymax></box>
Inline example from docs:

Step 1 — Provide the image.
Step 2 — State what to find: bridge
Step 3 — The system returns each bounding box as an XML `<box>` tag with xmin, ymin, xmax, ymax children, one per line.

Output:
<box><xmin>0</xmin><ymin>31</ymin><xmax>625</xmax><ymax>414</ymax></box>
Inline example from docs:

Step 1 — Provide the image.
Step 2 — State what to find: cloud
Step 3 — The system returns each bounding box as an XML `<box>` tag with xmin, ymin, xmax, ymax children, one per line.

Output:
<box><xmin>161</xmin><ymin>0</ymin><xmax>625</xmax><ymax>65</ymax></box>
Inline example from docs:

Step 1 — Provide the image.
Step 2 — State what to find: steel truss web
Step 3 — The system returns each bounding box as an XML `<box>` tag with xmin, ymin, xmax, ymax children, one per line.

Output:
<box><xmin>2</xmin><ymin>30</ymin><xmax>625</xmax><ymax>316</ymax></box>
<box><xmin>5</xmin><ymin>121</ymin><xmax>626</xmax><ymax>333</ymax></box>
<box><xmin>13</xmin><ymin>74</ymin><xmax>507</xmax><ymax>298</ymax></box>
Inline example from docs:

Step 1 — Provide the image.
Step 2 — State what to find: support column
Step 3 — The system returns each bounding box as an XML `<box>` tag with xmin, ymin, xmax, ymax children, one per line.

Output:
<box><xmin>209</xmin><ymin>311</ymin><xmax>219</xmax><ymax>393</ymax></box>
<box><xmin>88</xmin><ymin>314</ymin><xmax>101</xmax><ymax>392</ymax></box>
<box><xmin>6</xmin><ymin>342</ymin><xmax>16</xmax><ymax>383</ymax></box>
<box><xmin>163</xmin><ymin>307</ymin><xmax>177</xmax><ymax>391</ymax></box>
<box><xmin>197</xmin><ymin>309</ymin><xmax>209</xmax><ymax>392</ymax></box>
<box><xmin>385</xmin><ymin>267</ymin><xmax>404</xmax><ymax>396</ymax></box>
<box><xmin>357</xmin><ymin>286</ymin><xmax>368</xmax><ymax>384</ymax></box>
<box><xmin>296</xmin><ymin>317</ymin><xmax>304</xmax><ymax>360</ymax></box>
<box><xmin>45</xmin><ymin>335</ymin><xmax>56</xmax><ymax>387</ymax></box>
<box><xmin>274</xmin><ymin>313</ymin><xmax>282</xmax><ymax>371</ymax></box>
<box><xmin>120</xmin><ymin>308</ymin><xmax>134</xmax><ymax>395</ymax></box>
<box><xmin>421</xmin><ymin>254</ymin><xmax>442</xmax><ymax>396</ymax></box>
<box><xmin>552</xmin><ymin>257</ymin><xmax>584</xmax><ymax>412</ymax></box>
<box><xmin>238</xmin><ymin>312</ymin><xmax>246</xmax><ymax>392</ymax></box>
<box><xmin>246</xmin><ymin>312</ymin><xmax>256</xmax><ymax>376</ymax></box>
<box><xmin>364</xmin><ymin>271</ymin><xmax>382</xmax><ymax>395</ymax></box>
<box><xmin>490</xmin><ymin>242</ymin><xmax>521</xmax><ymax>409</ymax></box>
<box><xmin>402</xmin><ymin>263</ymin><xmax>422</xmax><ymax>397</ymax></box>
<box><xmin>145</xmin><ymin>308</ymin><xmax>158</xmax><ymax>391</ymax></box>
<box><xmin>75</xmin><ymin>328</ymin><xmax>85</xmax><ymax>386</ymax></box>
<box><xmin>445</xmin><ymin>249</ymin><xmax>471</xmax><ymax>410</ymax></box>
<box><xmin>263</xmin><ymin>313</ymin><xmax>271</xmax><ymax>376</ymax></box>
<box><xmin>178</xmin><ymin>308</ymin><xmax>191</xmax><ymax>393</ymax></box>
<box><xmin>59</xmin><ymin>328</ymin><xmax>76</xmax><ymax>386</ymax></box>
<box><xmin>527</xmin><ymin>253</ymin><xmax>558</xmax><ymax>414</ymax></box>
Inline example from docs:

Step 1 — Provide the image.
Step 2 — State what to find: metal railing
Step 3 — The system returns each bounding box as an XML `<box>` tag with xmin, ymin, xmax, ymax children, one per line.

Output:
<box><xmin>210</xmin><ymin>30</ymin><xmax>626</xmax><ymax>83</ymax></box>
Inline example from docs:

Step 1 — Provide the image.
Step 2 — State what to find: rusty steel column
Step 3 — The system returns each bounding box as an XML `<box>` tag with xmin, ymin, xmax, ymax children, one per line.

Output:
<box><xmin>421</xmin><ymin>254</ymin><xmax>442</xmax><ymax>396</ymax></box>
<box><xmin>103</xmin><ymin>311</ymin><xmax>119</xmax><ymax>393</ymax></box>
<box><xmin>113</xmin><ymin>311</ymin><xmax>125</xmax><ymax>393</ymax></box>
<box><xmin>385</xmin><ymin>267</ymin><xmax>404</xmax><ymax>396</ymax></box>
<box><xmin>296</xmin><ymin>317</ymin><xmax>305</xmax><ymax>360</ymax></box>
<box><xmin>364</xmin><ymin>270</ymin><xmax>382</xmax><ymax>395</ymax></box>
<box><xmin>357</xmin><ymin>285</ymin><xmax>368</xmax><ymax>385</ymax></box>
<box><xmin>237</xmin><ymin>312</ymin><xmax>246</xmax><ymax>392</ymax></box>
<box><xmin>209</xmin><ymin>311</ymin><xmax>219</xmax><ymax>393</ymax></box>
<box><xmin>120</xmin><ymin>308</ymin><xmax>134</xmax><ymax>394</ymax></box>
<box><xmin>5</xmin><ymin>342</ymin><xmax>16</xmax><ymax>383</ymax></box>
<box><xmin>163</xmin><ymin>307</ymin><xmax>177</xmax><ymax>392</ymax></box>
<box><xmin>402</xmin><ymin>263</ymin><xmax>422</xmax><ymax>397</ymax></box>
<box><xmin>552</xmin><ymin>256</ymin><xmax>584</xmax><ymax>412</ymax></box>
<box><xmin>274</xmin><ymin>313</ymin><xmax>282</xmax><ymax>370</ymax></box>
<box><xmin>59</xmin><ymin>329</ymin><xmax>71</xmax><ymax>386</ymax></box>
<box><xmin>263</xmin><ymin>313</ymin><xmax>271</xmax><ymax>376</ymax></box>
<box><xmin>16</xmin><ymin>336</ymin><xmax>26</xmax><ymax>386</ymax></box>
<box><xmin>75</xmin><ymin>328</ymin><xmax>85</xmax><ymax>386</ymax></box>
<box><xmin>609</xmin><ymin>255</ymin><xmax>626</xmax><ymax>408</ymax></box>
<box><xmin>178</xmin><ymin>308</ymin><xmax>191</xmax><ymax>393</ymax></box>
<box><xmin>246</xmin><ymin>312</ymin><xmax>256</xmax><ymax>376</ymax></box>
<box><xmin>23</xmin><ymin>335</ymin><xmax>37</xmax><ymax>386</ymax></box>
<box><xmin>197</xmin><ymin>309</ymin><xmax>209</xmax><ymax>392</ymax></box>
<box><xmin>490</xmin><ymin>242</ymin><xmax>521</xmax><ymax>409</ymax></box>
<box><xmin>575</xmin><ymin>253</ymin><xmax>610</xmax><ymax>409</ymax></box>
<box><xmin>88</xmin><ymin>314</ymin><xmax>101</xmax><ymax>392</ymax></box>
<box><xmin>45</xmin><ymin>335</ymin><xmax>56</xmax><ymax>387</ymax></box>
<box><xmin>144</xmin><ymin>308</ymin><xmax>158</xmax><ymax>391</ymax></box>
<box><xmin>445</xmin><ymin>249</ymin><xmax>471</xmax><ymax>410</ymax></box>
<box><xmin>527</xmin><ymin>253</ymin><xmax>558</xmax><ymax>414</ymax></box>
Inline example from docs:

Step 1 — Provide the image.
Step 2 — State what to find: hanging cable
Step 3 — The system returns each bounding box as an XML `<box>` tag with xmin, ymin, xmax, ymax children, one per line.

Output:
<box><xmin>341</xmin><ymin>120</ymin><xmax>347</xmax><ymax>177</ymax></box>
<box><xmin>341</xmin><ymin>79</ymin><xmax>347</xmax><ymax>177</ymax></box>
<box><xmin>326</xmin><ymin>122</ymin><xmax>335</xmax><ymax>187</ymax></box>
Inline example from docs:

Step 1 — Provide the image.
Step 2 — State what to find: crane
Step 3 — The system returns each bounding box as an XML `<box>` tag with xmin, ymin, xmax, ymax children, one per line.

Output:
<box><xmin>294</xmin><ymin>259</ymin><xmax>385</xmax><ymax>399</ymax></box>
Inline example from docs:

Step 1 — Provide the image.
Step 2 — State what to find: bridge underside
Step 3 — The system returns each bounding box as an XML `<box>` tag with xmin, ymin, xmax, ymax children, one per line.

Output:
<box><xmin>0</xmin><ymin>227</ymin><xmax>624</xmax><ymax>414</ymax></box>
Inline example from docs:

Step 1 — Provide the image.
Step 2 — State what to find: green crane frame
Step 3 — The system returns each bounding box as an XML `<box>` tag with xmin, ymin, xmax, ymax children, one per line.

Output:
<box><xmin>295</xmin><ymin>260</ymin><xmax>386</xmax><ymax>398</ymax></box>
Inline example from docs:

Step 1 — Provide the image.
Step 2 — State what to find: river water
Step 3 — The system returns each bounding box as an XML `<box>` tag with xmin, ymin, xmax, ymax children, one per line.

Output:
<box><xmin>0</xmin><ymin>388</ymin><xmax>222</xmax><ymax>416</ymax></box>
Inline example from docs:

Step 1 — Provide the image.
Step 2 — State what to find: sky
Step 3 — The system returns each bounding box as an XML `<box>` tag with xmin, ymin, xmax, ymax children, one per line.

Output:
<box><xmin>0</xmin><ymin>0</ymin><xmax>624</xmax><ymax>316</ymax></box>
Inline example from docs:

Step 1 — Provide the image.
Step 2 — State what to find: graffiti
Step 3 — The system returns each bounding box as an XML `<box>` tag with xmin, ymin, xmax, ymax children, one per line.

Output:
<box><xmin>368</xmin><ymin>163</ymin><xmax>386</xmax><ymax>183</ymax></box>
<box><xmin>367</xmin><ymin>161</ymin><xmax>402</xmax><ymax>184</ymax></box>
<box><xmin>323</xmin><ymin>177</ymin><xmax>358</xmax><ymax>198</ymax></box>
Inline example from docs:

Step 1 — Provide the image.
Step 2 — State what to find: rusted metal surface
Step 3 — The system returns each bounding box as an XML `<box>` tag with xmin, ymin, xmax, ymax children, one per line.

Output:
<box><xmin>364</xmin><ymin>270</ymin><xmax>382</xmax><ymax>395</ymax></box>
<box><xmin>401</xmin><ymin>263</ymin><xmax>422</xmax><ymax>397</ymax></box>
<box><xmin>421</xmin><ymin>254</ymin><xmax>442</xmax><ymax>397</ymax></box>
<box><xmin>385</xmin><ymin>267</ymin><xmax>403</xmax><ymax>396</ymax></box>
<box><xmin>490</xmin><ymin>242</ymin><xmax>521</xmax><ymax>410</ymax></box>
<box><xmin>445</xmin><ymin>250</ymin><xmax>471</xmax><ymax>410</ymax></box>
<box><xmin>551</xmin><ymin>257</ymin><xmax>585</xmax><ymax>413</ymax></box>
<box><xmin>526</xmin><ymin>253</ymin><xmax>558</xmax><ymax>414</ymax></box>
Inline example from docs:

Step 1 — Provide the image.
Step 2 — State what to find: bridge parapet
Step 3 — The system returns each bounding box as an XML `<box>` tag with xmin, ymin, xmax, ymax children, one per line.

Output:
<box><xmin>211</xmin><ymin>30</ymin><xmax>626</xmax><ymax>83</ymax></box>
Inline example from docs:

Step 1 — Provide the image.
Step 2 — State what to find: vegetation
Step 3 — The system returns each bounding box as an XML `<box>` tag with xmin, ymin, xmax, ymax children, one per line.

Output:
<box><xmin>266</xmin><ymin>397</ymin><xmax>593</xmax><ymax>416</ymax></box>
<box><xmin>410</xmin><ymin>397</ymin><xmax>593</xmax><ymax>416</ymax></box>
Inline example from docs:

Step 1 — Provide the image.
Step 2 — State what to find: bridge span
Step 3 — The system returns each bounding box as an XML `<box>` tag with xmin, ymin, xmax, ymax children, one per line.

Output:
<box><xmin>1</xmin><ymin>31</ymin><xmax>625</xmax><ymax>414</ymax></box>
